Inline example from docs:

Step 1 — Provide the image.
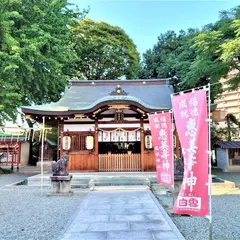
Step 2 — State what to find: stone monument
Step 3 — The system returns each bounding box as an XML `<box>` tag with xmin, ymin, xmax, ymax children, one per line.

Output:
<box><xmin>174</xmin><ymin>157</ymin><xmax>184</xmax><ymax>181</ymax></box>
<box><xmin>50</xmin><ymin>153</ymin><xmax>73</xmax><ymax>195</ymax></box>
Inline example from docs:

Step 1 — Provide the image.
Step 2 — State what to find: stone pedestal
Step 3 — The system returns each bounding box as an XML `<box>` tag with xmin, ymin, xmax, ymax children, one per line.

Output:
<box><xmin>174</xmin><ymin>159</ymin><xmax>184</xmax><ymax>181</ymax></box>
<box><xmin>50</xmin><ymin>175</ymin><xmax>73</xmax><ymax>196</ymax></box>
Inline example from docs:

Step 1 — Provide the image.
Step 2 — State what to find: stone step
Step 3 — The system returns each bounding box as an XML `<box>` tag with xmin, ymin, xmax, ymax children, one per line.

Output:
<box><xmin>72</xmin><ymin>184</ymin><xmax>89</xmax><ymax>189</ymax></box>
<box><xmin>27</xmin><ymin>174</ymin><xmax>154</xmax><ymax>187</ymax></box>
<box><xmin>212</xmin><ymin>180</ymin><xmax>236</xmax><ymax>189</ymax></box>
<box><xmin>92</xmin><ymin>185</ymin><xmax>150</xmax><ymax>191</ymax></box>
<box><xmin>89</xmin><ymin>178</ymin><xmax>151</xmax><ymax>188</ymax></box>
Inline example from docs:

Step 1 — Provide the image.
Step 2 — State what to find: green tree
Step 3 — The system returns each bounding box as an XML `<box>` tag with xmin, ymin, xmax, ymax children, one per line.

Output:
<box><xmin>70</xmin><ymin>18</ymin><xmax>140</xmax><ymax>80</ymax></box>
<box><xmin>140</xmin><ymin>29</ymin><xmax>198</xmax><ymax>92</ymax></box>
<box><xmin>183</xmin><ymin>6</ymin><xmax>240</xmax><ymax>97</ymax></box>
<box><xmin>140</xmin><ymin>5</ymin><xmax>240</xmax><ymax>98</ymax></box>
<box><xmin>0</xmin><ymin>0</ymin><xmax>84</xmax><ymax>124</ymax></box>
<box><xmin>225</xmin><ymin>113</ymin><xmax>240</xmax><ymax>141</ymax></box>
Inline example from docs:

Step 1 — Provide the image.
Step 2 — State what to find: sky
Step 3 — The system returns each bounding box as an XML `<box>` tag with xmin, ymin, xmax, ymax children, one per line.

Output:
<box><xmin>71</xmin><ymin>0</ymin><xmax>239</xmax><ymax>56</ymax></box>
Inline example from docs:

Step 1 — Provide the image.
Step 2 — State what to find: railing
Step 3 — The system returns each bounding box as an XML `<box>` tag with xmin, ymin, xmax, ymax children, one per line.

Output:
<box><xmin>0</xmin><ymin>143</ymin><xmax>20</xmax><ymax>168</ymax></box>
<box><xmin>99</xmin><ymin>153</ymin><xmax>141</xmax><ymax>172</ymax></box>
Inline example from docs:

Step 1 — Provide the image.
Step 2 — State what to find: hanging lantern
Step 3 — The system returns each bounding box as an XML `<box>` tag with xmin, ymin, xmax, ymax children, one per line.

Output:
<box><xmin>145</xmin><ymin>135</ymin><xmax>153</xmax><ymax>149</ymax></box>
<box><xmin>86</xmin><ymin>136</ymin><xmax>94</xmax><ymax>150</ymax></box>
<box><xmin>62</xmin><ymin>136</ymin><xmax>71</xmax><ymax>150</ymax></box>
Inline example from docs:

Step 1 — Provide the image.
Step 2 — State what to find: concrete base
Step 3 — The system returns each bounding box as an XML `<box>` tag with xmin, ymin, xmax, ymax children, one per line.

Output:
<box><xmin>225</xmin><ymin>166</ymin><xmax>240</xmax><ymax>172</ymax></box>
<box><xmin>50</xmin><ymin>175</ymin><xmax>73</xmax><ymax>195</ymax></box>
<box><xmin>28</xmin><ymin>172</ymin><xmax>158</xmax><ymax>187</ymax></box>
<box><xmin>36</xmin><ymin>161</ymin><xmax>54</xmax><ymax>172</ymax></box>
<box><xmin>48</xmin><ymin>192</ymin><xmax>74</xmax><ymax>197</ymax></box>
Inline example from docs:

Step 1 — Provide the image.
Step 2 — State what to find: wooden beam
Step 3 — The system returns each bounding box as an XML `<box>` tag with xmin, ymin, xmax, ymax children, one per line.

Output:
<box><xmin>17</xmin><ymin>142</ymin><xmax>21</xmax><ymax>170</ymax></box>
<box><xmin>174</xmin><ymin>129</ymin><xmax>181</xmax><ymax>157</ymax></box>
<box><xmin>95</xmin><ymin>119</ymin><xmax>99</xmax><ymax>171</ymax></box>
<box><xmin>140</xmin><ymin>118</ymin><xmax>145</xmax><ymax>171</ymax></box>
<box><xmin>59</xmin><ymin>120</ymin><xmax>64</xmax><ymax>158</ymax></box>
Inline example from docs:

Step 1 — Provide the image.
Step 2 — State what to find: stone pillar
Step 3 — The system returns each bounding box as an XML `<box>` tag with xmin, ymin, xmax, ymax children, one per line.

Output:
<box><xmin>50</xmin><ymin>175</ymin><xmax>73</xmax><ymax>195</ymax></box>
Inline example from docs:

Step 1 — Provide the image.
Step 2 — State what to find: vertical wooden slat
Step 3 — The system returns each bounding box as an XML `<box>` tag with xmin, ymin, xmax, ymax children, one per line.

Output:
<box><xmin>95</xmin><ymin>119</ymin><xmax>99</xmax><ymax>171</ymax></box>
<box><xmin>17</xmin><ymin>143</ymin><xmax>21</xmax><ymax>169</ymax></box>
<box><xmin>132</xmin><ymin>155</ymin><xmax>134</xmax><ymax>171</ymax></box>
<box><xmin>59</xmin><ymin>120</ymin><xmax>64</xmax><ymax>158</ymax></box>
<box><xmin>121</xmin><ymin>154</ymin><xmax>123</xmax><ymax>171</ymax></box>
<box><xmin>140</xmin><ymin>118</ymin><xmax>145</xmax><ymax>171</ymax></box>
<box><xmin>99</xmin><ymin>155</ymin><xmax>101</xmax><ymax>171</ymax></box>
<box><xmin>98</xmin><ymin>153</ymin><xmax>142</xmax><ymax>172</ymax></box>
<box><xmin>6</xmin><ymin>145</ymin><xmax>9</xmax><ymax>165</ymax></box>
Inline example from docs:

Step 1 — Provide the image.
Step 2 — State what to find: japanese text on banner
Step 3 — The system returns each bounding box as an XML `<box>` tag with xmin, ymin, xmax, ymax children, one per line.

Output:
<box><xmin>172</xmin><ymin>90</ymin><xmax>208</xmax><ymax>217</ymax></box>
<box><xmin>149</xmin><ymin>112</ymin><xmax>173</xmax><ymax>187</ymax></box>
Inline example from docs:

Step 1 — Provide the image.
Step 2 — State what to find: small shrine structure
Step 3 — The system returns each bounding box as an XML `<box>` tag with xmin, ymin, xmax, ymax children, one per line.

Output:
<box><xmin>21</xmin><ymin>79</ymin><xmax>180</xmax><ymax>172</ymax></box>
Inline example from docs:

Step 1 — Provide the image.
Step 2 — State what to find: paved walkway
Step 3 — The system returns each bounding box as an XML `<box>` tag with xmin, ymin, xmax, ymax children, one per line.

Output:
<box><xmin>212</xmin><ymin>167</ymin><xmax>240</xmax><ymax>187</ymax></box>
<box><xmin>60</xmin><ymin>190</ymin><xmax>185</xmax><ymax>240</ymax></box>
<box><xmin>0</xmin><ymin>166</ymin><xmax>40</xmax><ymax>187</ymax></box>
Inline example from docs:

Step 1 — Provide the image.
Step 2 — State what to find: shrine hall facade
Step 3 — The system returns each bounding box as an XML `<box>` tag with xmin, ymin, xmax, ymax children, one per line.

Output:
<box><xmin>21</xmin><ymin>79</ymin><xmax>179</xmax><ymax>172</ymax></box>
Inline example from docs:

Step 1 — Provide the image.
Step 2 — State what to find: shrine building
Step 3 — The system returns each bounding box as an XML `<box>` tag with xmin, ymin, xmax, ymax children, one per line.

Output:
<box><xmin>21</xmin><ymin>79</ymin><xmax>179</xmax><ymax>172</ymax></box>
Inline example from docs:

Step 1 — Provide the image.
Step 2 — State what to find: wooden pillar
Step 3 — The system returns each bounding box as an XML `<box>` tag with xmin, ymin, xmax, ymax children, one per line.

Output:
<box><xmin>95</xmin><ymin>119</ymin><xmax>99</xmax><ymax>171</ymax></box>
<box><xmin>7</xmin><ymin>144</ymin><xmax>9</xmax><ymax>165</ymax></box>
<box><xmin>140</xmin><ymin>118</ymin><xmax>145</xmax><ymax>171</ymax></box>
<box><xmin>174</xmin><ymin>129</ymin><xmax>181</xmax><ymax>157</ymax></box>
<box><xmin>57</xmin><ymin>120</ymin><xmax>60</xmax><ymax>160</ymax></box>
<box><xmin>17</xmin><ymin>142</ymin><xmax>21</xmax><ymax>170</ymax></box>
<box><xmin>11</xmin><ymin>146</ymin><xmax>14</xmax><ymax>169</ymax></box>
<box><xmin>59</xmin><ymin>120</ymin><xmax>64</xmax><ymax>158</ymax></box>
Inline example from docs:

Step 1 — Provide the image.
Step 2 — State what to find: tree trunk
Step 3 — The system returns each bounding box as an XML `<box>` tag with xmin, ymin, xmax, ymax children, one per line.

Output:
<box><xmin>26</xmin><ymin>119</ymin><xmax>36</xmax><ymax>165</ymax></box>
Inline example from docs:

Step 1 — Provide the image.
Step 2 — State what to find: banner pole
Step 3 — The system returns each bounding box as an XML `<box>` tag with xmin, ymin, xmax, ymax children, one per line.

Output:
<box><xmin>171</xmin><ymin>110</ymin><xmax>175</xmax><ymax>208</ymax></box>
<box><xmin>207</xmin><ymin>83</ymin><xmax>213</xmax><ymax>240</ymax></box>
<box><xmin>41</xmin><ymin>116</ymin><xmax>45</xmax><ymax>194</ymax></box>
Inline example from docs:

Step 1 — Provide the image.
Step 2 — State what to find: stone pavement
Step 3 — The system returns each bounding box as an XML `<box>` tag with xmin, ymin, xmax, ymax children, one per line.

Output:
<box><xmin>60</xmin><ymin>190</ymin><xmax>185</xmax><ymax>240</ymax></box>
<box><xmin>0</xmin><ymin>166</ymin><xmax>40</xmax><ymax>187</ymax></box>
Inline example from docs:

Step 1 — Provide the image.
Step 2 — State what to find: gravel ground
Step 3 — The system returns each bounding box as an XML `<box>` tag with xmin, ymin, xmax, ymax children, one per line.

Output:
<box><xmin>153</xmin><ymin>193</ymin><xmax>240</xmax><ymax>240</ymax></box>
<box><xmin>1</xmin><ymin>167</ymin><xmax>239</xmax><ymax>240</ymax></box>
<box><xmin>0</xmin><ymin>173</ymin><xmax>33</xmax><ymax>187</ymax></box>
<box><xmin>153</xmin><ymin>168</ymin><xmax>240</xmax><ymax>240</ymax></box>
<box><xmin>0</xmin><ymin>186</ymin><xmax>88</xmax><ymax>240</ymax></box>
<box><xmin>212</xmin><ymin>168</ymin><xmax>240</xmax><ymax>187</ymax></box>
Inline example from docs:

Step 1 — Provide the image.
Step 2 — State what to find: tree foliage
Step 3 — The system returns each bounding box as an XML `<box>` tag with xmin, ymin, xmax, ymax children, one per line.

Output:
<box><xmin>140</xmin><ymin>5</ymin><xmax>240</xmax><ymax>97</ymax></box>
<box><xmin>185</xmin><ymin>6</ymin><xmax>240</xmax><ymax>96</ymax></box>
<box><xmin>140</xmin><ymin>29</ymin><xmax>198</xmax><ymax>92</ymax></box>
<box><xmin>225</xmin><ymin>113</ymin><xmax>240</xmax><ymax>140</ymax></box>
<box><xmin>212</xmin><ymin>114</ymin><xmax>240</xmax><ymax>142</ymax></box>
<box><xmin>70</xmin><ymin>19</ymin><xmax>140</xmax><ymax>80</ymax></box>
<box><xmin>0</xmin><ymin>0</ymin><xmax>83</xmax><ymax>124</ymax></box>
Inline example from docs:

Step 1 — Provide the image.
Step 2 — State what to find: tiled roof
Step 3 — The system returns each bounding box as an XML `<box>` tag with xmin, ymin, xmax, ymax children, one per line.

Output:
<box><xmin>22</xmin><ymin>79</ymin><xmax>174</xmax><ymax>114</ymax></box>
<box><xmin>216</xmin><ymin>141</ymin><xmax>240</xmax><ymax>149</ymax></box>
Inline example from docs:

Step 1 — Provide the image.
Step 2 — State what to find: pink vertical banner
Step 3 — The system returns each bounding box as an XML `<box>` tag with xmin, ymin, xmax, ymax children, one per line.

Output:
<box><xmin>149</xmin><ymin>112</ymin><xmax>173</xmax><ymax>187</ymax></box>
<box><xmin>172</xmin><ymin>90</ymin><xmax>208</xmax><ymax>217</ymax></box>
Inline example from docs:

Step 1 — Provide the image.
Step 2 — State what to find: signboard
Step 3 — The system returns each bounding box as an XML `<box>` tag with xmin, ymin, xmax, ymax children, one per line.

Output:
<box><xmin>149</xmin><ymin>112</ymin><xmax>173</xmax><ymax>187</ymax></box>
<box><xmin>98</xmin><ymin>130</ymin><xmax>140</xmax><ymax>142</ymax></box>
<box><xmin>172</xmin><ymin>90</ymin><xmax>208</xmax><ymax>217</ymax></box>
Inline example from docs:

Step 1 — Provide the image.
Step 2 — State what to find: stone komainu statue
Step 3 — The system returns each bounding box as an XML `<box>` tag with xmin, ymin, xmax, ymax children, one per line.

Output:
<box><xmin>52</xmin><ymin>155</ymin><xmax>69</xmax><ymax>176</ymax></box>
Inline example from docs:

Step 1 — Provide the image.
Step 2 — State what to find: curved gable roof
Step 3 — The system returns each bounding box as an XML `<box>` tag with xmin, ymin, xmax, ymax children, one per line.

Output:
<box><xmin>21</xmin><ymin>79</ymin><xmax>174</xmax><ymax>115</ymax></box>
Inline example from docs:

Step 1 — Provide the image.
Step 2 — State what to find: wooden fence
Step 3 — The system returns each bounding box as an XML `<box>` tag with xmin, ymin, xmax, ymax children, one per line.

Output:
<box><xmin>99</xmin><ymin>153</ymin><xmax>141</xmax><ymax>172</ymax></box>
<box><xmin>0</xmin><ymin>143</ymin><xmax>20</xmax><ymax>168</ymax></box>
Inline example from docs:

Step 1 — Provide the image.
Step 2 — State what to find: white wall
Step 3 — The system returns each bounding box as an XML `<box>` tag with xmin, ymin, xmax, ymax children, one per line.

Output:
<box><xmin>20</xmin><ymin>142</ymin><xmax>30</xmax><ymax>166</ymax></box>
<box><xmin>98</xmin><ymin>123</ymin><xmax>140</xmax><ymax>128</ymax></box>
<box><xmin>144</xmin><ymin>123</ymin><xmax>150</xmax><ymax>130</ymax></box>
<box><xmin>64</xmin><ymin>122</ymin><xmax>147</xmax><ymax>131</ymax></box>
<box><xmin>216</xmin><ymin>148</ymin><xmax>229</xmax><ymax>172</ymax></box>
<box><xmin>64</xmin><ymin>124</ymin><xmax>95</xmax><ymax>132</ymax></box>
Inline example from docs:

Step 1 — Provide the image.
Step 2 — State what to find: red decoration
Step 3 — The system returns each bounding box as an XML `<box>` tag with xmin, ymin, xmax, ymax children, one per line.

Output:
<box><xmin>172</xmin><ymin>90</ymin><xmax>208</xmax><ymax>217</ymax></box>
<box><xmin>149</xmin><ymin>112</ymin><xmax>173</xmax><ymax>187</ymax></box>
